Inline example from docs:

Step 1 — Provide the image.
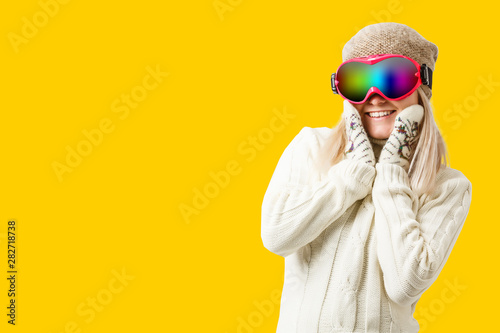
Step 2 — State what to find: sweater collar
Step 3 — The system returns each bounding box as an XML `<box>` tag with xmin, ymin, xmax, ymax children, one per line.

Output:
<box><xmin>368</xmin><ymin>136</ymin><xmax>389</xmax><ymax>147</ymax></box>
<box><xmin>368</xmin><ymin>136</ymin><xmax>388</xmax><ymax>161</ymax></box>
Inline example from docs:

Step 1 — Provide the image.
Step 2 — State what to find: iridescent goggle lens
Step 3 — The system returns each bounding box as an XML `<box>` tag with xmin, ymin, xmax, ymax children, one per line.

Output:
<box><xmin>336</xmin><ymin>57</ymin><xmax>419</xmax><ymax>102</ymax></box>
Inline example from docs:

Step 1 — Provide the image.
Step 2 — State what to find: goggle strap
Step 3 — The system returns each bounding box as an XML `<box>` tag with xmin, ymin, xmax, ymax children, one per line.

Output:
<box><xmin>420</xmin><ymin>64</ymin><xmax>433</xmax><ymax>89</ymax></box>
<box><xmin>331</xmin><ymin>73</ymin><xmax>339</xmax><ymax>94</ymax></box>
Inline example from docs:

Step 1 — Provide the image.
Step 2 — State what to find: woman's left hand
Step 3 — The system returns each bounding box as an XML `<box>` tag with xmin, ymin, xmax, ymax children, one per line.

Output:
<box><xmin>379</xmin><ymin>104</ymin><xmax>424</xmax><ymax>171</ymax></box>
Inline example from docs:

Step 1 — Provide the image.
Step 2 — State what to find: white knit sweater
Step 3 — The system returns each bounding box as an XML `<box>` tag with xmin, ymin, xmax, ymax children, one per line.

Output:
<box><xmin>261</xmin><ymin>127</ymin><xmax>472</xmax><ymax>333</ymax></box>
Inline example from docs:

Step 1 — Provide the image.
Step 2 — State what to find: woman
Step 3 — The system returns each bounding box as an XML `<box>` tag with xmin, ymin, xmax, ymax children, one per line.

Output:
<box><xmin>261</xmin><ymin>22</ymin><xmax>472</xmax><ymax>333</ymax></box>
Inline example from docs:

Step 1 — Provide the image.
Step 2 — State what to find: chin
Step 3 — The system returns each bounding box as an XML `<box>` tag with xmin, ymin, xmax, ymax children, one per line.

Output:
<box><xmin>368</xmin><ymin>129</ymin><xmax>391</xmax><ymax>139</ymax></box>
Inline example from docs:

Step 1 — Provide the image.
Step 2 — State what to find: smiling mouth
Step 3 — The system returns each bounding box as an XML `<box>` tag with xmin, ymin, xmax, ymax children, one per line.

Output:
<box><xmin>366</xmin><ymin>110</ymin><xmax>396</xmax><ymax>118</ymax></box>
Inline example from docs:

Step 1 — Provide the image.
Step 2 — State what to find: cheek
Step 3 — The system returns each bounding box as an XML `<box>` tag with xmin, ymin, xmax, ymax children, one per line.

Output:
<box><xmin>397</xmin><ymin>92</ymin><xmax>419</xmax><ymax>109</ymax></box>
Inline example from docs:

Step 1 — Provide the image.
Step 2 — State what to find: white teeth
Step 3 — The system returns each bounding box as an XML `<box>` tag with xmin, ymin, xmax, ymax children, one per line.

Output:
<box><xmin>368</xmin><ymin>110</ymin><xmax>394</xmax><ymax>118</ymax></box>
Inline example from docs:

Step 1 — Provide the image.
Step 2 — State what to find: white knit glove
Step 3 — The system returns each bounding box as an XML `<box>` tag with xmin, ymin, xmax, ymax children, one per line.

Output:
<box><xmin>379</xmin><ymin>104</ymin><xmax>424</xmax><ymax>171</ymax></box>
<box><xmin>342</xmin><ymin>100</ymin><xmax>376</xmax><ymax>166</ymax></box>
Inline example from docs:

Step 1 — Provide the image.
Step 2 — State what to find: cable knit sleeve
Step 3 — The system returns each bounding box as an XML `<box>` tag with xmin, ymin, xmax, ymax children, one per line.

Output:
<box><xmin>372</xmin><ymin>163</ymin><xmax>472</xmax><ymax>306</ymax></box>
<box><xmin>261</xmin><ymin>127</ymin><xmax>376</xmax><ymax>258</ymax></box>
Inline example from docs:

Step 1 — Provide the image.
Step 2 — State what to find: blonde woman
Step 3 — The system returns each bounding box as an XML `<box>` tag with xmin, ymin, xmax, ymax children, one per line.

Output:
<box><xmin>261</xmin><ymin>23</ymin><xmax>472</xmax><ymax>333</ymax></box>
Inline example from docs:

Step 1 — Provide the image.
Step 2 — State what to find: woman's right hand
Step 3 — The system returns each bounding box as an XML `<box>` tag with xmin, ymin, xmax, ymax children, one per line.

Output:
<box><xmin>342</xmin><ymin>100</ymin><xmax>376</xmax><ymax>166</ymax></box>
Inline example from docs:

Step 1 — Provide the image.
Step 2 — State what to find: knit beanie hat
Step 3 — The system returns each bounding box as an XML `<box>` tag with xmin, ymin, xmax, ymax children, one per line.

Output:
<box><xmin>342</xmin><ymin>22</ymin><xmax>438</xmax><ymax>100</ymax></box>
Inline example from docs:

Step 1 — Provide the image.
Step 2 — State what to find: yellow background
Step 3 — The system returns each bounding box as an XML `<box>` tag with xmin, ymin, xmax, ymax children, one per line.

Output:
<box><xmin>0</xmin><ymin>0</ymin><xmax>497</xmax><ymax>332</ymax></box>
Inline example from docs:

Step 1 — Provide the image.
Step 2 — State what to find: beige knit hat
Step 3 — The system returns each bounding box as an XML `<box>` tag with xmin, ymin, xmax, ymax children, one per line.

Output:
<box><xmin>342</xmin><ymin>22</ymin><xmax>438</xmax><ymax>100</ymax></box>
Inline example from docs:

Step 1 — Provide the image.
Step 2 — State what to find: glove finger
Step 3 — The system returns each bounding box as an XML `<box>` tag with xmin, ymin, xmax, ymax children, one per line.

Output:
<box><xmin>393</xmin><ymin>104</ymin><xmax>424</xmax><ymax>143</ymax></box>
<box><xmin>341</xmin><ymin>100</ymin><xmax>375</xmax><ymax>165</ymax></box>
<box><xmin>395</xmin><ymin>104</ymin><xmax>424</xmax><ymax>125</ymax></box>
<box><xmin>342</xmin><ymin>100</ymin><xmax>362</xmax><ymax>120</ymax></box>
<box><xmin>342</xmin><ymin>100</ymin><xmax>363</xmax><ymax>136</ymax></box>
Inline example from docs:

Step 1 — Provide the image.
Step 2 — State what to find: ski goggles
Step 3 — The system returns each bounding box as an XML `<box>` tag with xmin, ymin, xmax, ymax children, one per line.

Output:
<box><xmin>331</xmin><ymin>54</ymin><xmax>432</xmax><ymax>104</ymax></box>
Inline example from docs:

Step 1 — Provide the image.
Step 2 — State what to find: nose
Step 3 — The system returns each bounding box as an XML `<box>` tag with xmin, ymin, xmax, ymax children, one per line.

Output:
<box><xmin>367</xmin><ymin>93</ymin><xmax>387</xmax><ymax>105</ymax></box>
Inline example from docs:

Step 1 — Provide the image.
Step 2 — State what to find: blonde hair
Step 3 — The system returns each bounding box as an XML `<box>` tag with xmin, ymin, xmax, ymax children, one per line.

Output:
<box><xmin>315</xmin><ymin>86</ymin><xmax>449</xmax><ymax>197</ymax></box>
